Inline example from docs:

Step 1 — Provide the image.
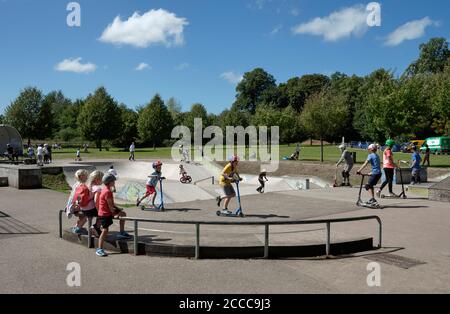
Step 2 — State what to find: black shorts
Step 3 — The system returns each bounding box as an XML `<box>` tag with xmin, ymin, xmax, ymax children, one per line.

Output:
<box><xmin>366</xmin><ymin>173</ymin><xmax>382</xmax><ymax>190</ymax></box>
<box><xmin>98</xmin><ymin>216</ymin><xmax>114</xmax><ymax>229</ymax></box>
<box><xmin>82</xmin><ymin>208</ymin><xmax>98</xmax><ymax>218</ymax></box>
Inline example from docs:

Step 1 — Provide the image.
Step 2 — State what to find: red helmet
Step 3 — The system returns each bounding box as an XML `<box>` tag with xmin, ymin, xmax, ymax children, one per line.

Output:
<box><xmin>152</xmin><ymin>160</ymin><xmax>162</xmax><ymax>168</ymax></box>
<box><xmin>229</xmin><ymin>155</ymin><xmax>239</xmax><ymax>162</ymax></box>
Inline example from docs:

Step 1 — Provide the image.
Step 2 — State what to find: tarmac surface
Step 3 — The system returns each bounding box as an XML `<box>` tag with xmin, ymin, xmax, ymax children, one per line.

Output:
<box><xmin>1</xmin><ymin>179</ymin><xmax>450</xmax><ymax>293</ymax></box>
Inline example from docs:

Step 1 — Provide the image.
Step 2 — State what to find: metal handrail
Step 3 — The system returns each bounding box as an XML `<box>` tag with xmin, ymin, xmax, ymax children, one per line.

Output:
<box><xmin>119</xmin><ymin>215</ymin><xmax>382</xmax><ymax>259</ymax></box>
<box><xmin>193</xmin><ymin>176</ymin><xmax>214</xmax><ymax>185</ymax></box>
<box><xmin>59</xmin><ymin>209</ymin><xmax>381</xmax><ymax>259</ymax></box>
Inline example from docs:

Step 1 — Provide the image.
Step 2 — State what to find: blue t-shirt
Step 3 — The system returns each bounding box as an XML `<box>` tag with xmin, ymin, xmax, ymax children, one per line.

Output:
<box><xmin>146</xmin><ymin>171</ymin><xmax>162</xmax><ymax>186</ymax></box>
<box><xmin>367</xmin><ymin>153</ymin><xmax>381</xmax><ymax>174</ymax></box>
<box><xmin>412</xmin><ymin>152</ymin><xmax>422</xmax><ymax>170</ymax></box>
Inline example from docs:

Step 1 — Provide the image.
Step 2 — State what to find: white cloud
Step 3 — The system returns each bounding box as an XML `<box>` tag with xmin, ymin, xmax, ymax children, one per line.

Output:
<box><xmin>135</xmin><ymin>63</ymin><xmax>151</xmax><ymax>71</ymax></box>
<box><xmin>175</xmin><ymin>62</ymin><xmax>190</xmax><ymax>71</ymax></box>
<box><xmin>99</xmin><ymin>9</ymin><xmax>189</xmax><ymax>48</ymax></box>
<box><xmin>385</xmin><ymin>17</ymin><xmax>438</xmax><ymax>46</ymax></box>
<box><xmin>55</xmin><ymin>57</ymin><xmax>97</xmax><ymax>74</ymax></box>
<box><xmin>269</xmin><ymin>25</ymin><xmax>283</xmax><ymax>36</ymax></box>
<box><xmin>220</xmin><ymin>71</ymin><xmax>243</xmax><ymax>84</ymax></box>
<box><xmin>292</xmin><ymin>5</ymin><xmax>368</xmax><ymax>41</ymax></box>
<box><xmin>291</xmin><ymin>8</ymin><xmax>300</xmax><ymax>17</ymax></box>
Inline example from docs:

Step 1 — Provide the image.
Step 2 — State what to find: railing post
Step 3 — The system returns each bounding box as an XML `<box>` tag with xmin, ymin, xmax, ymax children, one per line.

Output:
<box><xmin>305</xmin><ymin>179</ymin><xmax>310</xmax><ymax>190</ymax></box>
<box><xmin>134</xmin><ymin>220</ymin><xmax>139</xmax><ymax>256</ymax></box>
<box><xmin>59</xmin><ymin>210</ymin><xmax>63</xmax><ymax>239</ymax></box>
<box><xmin>377</xmin><ymin>218</ymin><xmax>382</xmax><ymax>248</ymax></box>
<box><xmin>264</xmin><ymin>224</ymin><xmax>269</xmax><ymax>259</ymax></box>
<box><xmin>87</xmin><ymin>218</ymin><xmax>93</xmax><ymax>248</ymax></box>
<box><xmin>212</xmin><ymin>176</ymin><xmax>214</xmax><ymax>185</ymax></box>
<box><xmin>195</xmin><ymin>223</ymin><xmax>200</xmax><ymax>259</ymax></box>
<box><xmin>326</xmin><ymin>222</ymin><xmax>331</xmax><ymax>258</ymax></box>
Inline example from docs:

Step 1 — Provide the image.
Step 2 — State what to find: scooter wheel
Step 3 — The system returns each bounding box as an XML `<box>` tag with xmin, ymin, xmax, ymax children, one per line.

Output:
<box><xmin>402</xmin><ymin>195</ymin><xmax>407</xmax><ymax>199</ymax></box>
<box><xmin>380</xmin><ymin>195</ymin><xmax>385</xmax><ymax>199</ymax></box>
<box><xmin>239</xmin><ymin>213</ymin><xmax>244</xmax><ymax>218</ymax></box>
<box><xmin>141</xmin><ymin>205</ymin><xmax>145</xmax><ymax>211</ymax></box>
<box><xmin>216</xmin><ymin>211</ymin><xmax>221</xmax><ymax>216</ymax></box>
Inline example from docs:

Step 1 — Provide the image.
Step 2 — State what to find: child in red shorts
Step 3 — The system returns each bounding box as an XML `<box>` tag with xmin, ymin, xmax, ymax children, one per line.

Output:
<box><xmin>136</xmin><ymin>160</ymin><xmax>164</xmax><ymax>208</ymax></box>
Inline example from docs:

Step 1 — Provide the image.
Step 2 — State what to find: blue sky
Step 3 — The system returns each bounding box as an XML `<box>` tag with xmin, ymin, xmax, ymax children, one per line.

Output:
<box><xmin>0</xmin><ymin>0</ymin><xmax>449</xmax><ymax>115</ymax></box>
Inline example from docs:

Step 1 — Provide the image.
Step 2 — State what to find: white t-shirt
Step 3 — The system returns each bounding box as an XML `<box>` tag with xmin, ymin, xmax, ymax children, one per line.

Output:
<box><xmin>129</xmin><ymin>144</ymin><xmax>135</xmax><ymax>152</ymax></box>
<box><xmin>37</xmin><ymin>146</ymin><xmax>44</xmax><ymax>156</ymax></box>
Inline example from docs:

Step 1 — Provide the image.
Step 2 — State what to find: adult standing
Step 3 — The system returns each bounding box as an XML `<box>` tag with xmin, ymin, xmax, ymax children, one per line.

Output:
<box><xmin>422</xmin><ymin>143</ymin><xmax>430</xmax><ymax>167</ymax></box>
<box><xmin>129</xmin><ymin>142</ymin><xmax>135</xmax><ymax>161</ymax></box>
<box><xmin>336</xmin><ymin>144</ymin><xmax>354</xmax><ymax>186</ymax></box>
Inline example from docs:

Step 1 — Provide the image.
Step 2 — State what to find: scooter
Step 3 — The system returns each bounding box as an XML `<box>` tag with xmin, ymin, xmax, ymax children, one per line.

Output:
<box><xmin>380</xmin><ymin>163</ymin><xmax>407</xmax><ymax>199</ymax></box>
<box><xmin>216</xmin><ymin>179</ymin><xmax>244</xmax><ymax>218</ymax></box>
<box><xmin>356</xmin><ymin>173</ymin><xmax>383</xmax><ymax>209</ymax></box>
<box><xmin>141</xmin><ymin>177</ymin><xmax>166</xmax><ymax>212</ymax></box>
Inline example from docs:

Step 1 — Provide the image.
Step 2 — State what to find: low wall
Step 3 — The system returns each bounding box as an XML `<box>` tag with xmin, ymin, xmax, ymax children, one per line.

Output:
<box><xmin>0</xmin><ymin>165</ymin><xmax>42</xmax><ymax>189</ymax></box>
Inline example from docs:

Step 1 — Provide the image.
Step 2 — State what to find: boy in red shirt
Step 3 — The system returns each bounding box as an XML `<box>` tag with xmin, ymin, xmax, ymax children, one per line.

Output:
<box><xmin>96</xmin><ymin>174</ymin><xmax>131</xmax><ymax>257</ymax></box>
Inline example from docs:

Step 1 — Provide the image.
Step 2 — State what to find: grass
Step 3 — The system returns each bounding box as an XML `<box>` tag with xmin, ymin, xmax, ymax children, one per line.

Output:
<box><xmin>51</xmin><ymin>145</ymin><xmax>450</xmax><ymax>167</ymax></box>
<box><xmin>42</xmin><ymin>173</ymin><xmax>71</xmax><ymax>193</ymax></box>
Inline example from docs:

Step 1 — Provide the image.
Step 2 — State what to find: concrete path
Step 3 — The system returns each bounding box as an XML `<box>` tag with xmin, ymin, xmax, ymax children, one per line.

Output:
<box><xmin>1</xmin><ymin>184</ymin><xmax>449</xmax><ymax>293</ymax></box>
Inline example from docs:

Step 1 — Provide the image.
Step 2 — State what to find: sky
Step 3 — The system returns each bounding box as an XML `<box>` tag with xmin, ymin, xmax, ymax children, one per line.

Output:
<box><xmin>0</xmin><ymin>0</ymin><xmax>449</xmax><ymax>115</ymax></box>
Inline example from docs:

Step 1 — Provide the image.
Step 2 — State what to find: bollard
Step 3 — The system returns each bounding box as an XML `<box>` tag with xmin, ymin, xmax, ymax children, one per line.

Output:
<box><xmin>305</xmin><ymin>179</ymin><xmax>310</xmax><ymax>190</ymax></box>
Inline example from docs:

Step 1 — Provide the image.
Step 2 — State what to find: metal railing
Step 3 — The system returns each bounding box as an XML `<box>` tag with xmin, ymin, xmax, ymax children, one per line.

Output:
<box><xmin>118</xmin><ymin>215</ymin><xmax>382</xmax><ymax>259</ymax></box>
<box><xmin>193</xmin><ymin>176</ymin><xmax>215</xmax><ymax>185</ymax></box>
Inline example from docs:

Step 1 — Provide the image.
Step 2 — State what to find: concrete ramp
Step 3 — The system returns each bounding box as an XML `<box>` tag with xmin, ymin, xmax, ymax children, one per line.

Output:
<box><xmin>429</xmin><ymin>177</ymin><xmax>450</xmax><ymax>203</ymax></box>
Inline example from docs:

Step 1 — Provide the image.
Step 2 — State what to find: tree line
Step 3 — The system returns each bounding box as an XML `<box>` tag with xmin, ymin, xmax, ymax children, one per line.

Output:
<box><xmin>1</xmin><ymin>37</ymin><xmax>449</xmax><ymax>151</ymax></box>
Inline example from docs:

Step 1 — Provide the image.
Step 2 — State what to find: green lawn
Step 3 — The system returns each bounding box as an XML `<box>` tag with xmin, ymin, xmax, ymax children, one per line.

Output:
<box><xmin>51</xmin><ymin>145</ymin><xmax>450</xmax><ymax>167</ymax></box>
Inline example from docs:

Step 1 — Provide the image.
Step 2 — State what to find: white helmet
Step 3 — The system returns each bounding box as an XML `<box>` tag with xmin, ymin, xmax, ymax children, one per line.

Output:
<box><xmin>368</xmin><ymin>144</ymin><xmax>377</xmax><ymax>151</ymax></box>
<box><xmin>338</xmin><ymin>144</ymin><xmax>346</xmax><ymax>150</ymax></box>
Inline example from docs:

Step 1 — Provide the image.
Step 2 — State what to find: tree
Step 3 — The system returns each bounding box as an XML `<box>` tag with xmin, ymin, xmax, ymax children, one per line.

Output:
<box><xmin>112</xmin><ymin>104</ymin><xmax>139</xmax><ymax>149</ymax></box>
<box><xmin>219</xmin><ymin>103</ymin><xmax>251</xmax><ymax>130</ymax></box>
<box><xmin>78</xmin><ymin>87</ymin><xmax>122</xmax><ymax>150</ymax></box>
<box><xmin>166</xmin><ymin>97</ymin><xmax>184</xmax><ymax>126</ymax></box>
<box><xmin>4</xmin><ymin>87</ymin><xmax>43</xmax><ymax>144</ymax></box>
<box><xmin>137</xmin><ymin>94</ymin><xmax>173</xmax><ymax>149</ymax></box>
<box><xmin>432</xmin><ymin>65</ymin><xmax>450</xmax><ymax>135</ymax></box>
<box><xmin>0</xmin><ymin>114</ymin><xmax>4</xmax><ymax>124</ymax></box>
<box><xmin>278</xmin><ymin>74</ymin><xmax>330</xmax><ymax>111</ymax></box>
<box><xmin>43</xmin><ymin>90</ymin><xmax>72</xmax><ymax>135</ymax></box>
<box><xmin>300</xmin><ymin>91</ymin><xmax>348</xmax><ymax>162</ymax></box>
<box><xmin>279</xmin><ymin>106</ymin><xmax>306</xmax><ymax>144</ymax></box>
<box><xmin>184</xmin><ymin>103</ymin><xmax>208</xmax><ymax>132</ymax></box>
<box><xmin>57</xmin><ymin>99</ymin><xmax>83</xmax><ymax>142</ymax></box>
<box><xmin>235</xmin><ymin>68</ymin><xmax>277</xmax><ymax>114</ymax></box>
<box><xmin>406</xmin><ymin>37</ymin><xmax>450</xmax><ymax>76</ymax></box>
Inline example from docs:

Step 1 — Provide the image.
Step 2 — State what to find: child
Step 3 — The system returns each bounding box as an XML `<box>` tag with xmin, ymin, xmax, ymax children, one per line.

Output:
<box><xmin>357</xmin><ymin>144</ymin><xmax>382</xmax><ymax>206</ymax></box>
<box><xmin>256</xmin><ymin>169</ymin><xmax>268</xmax><ymax>193</ymax></box>
<box><xmin>27</xmin><ymin>145</ymin><xmax>35</xmax><ymax>159</ymax></box>
<box><xmin>216</xmin><ymin>155</ymin><xmax>241</xmax><ymax>214</ymax></box>
<box><xmin>96</xmin><ymin>174</ymin><xmax>131</xmax><ymax>257</ymax></box>
<box><xmin>69</xmin><ymin>169</ymin><xmax>89</xmax><ymax>234</ymax></box>
<box><xmin>376</xmin><ymin>139</ymin><xmax>397</xmax><ymax>197</ymax></box>
<box><xmin>108</xmin><ymin>165</ymin><xmax>118</xmax><ymax>178</ymax></box>
<box><xmin>88</xmin><ymin>170</ymin><xmax>104</xmax><ymax>237</ymax></box>
<box><xmin>411</xmin><ymin>146</ymin><xmax>422</xmax><ymax>185</ymax></box>
<box><xmin>136</xmin><ymin>160</ymin><xmax>163</xmax><ymax>208</ymax></box>
<box><xmin>75</xmin><ymin>148</ymin><xmax>81</xmax><ymax>161</ymax></box>
<box><xmin>336</xmin><ymin>144</ymin><xmax>354</xmax><ymax>186</ymax></box>
<box><xmin>179</xmin><ymin>164</ymin><xmax>188</xmax><ymax>179</ymax></box>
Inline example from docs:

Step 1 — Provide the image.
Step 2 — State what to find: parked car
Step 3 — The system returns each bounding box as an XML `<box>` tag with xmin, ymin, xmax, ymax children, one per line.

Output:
<box><xmin>421</xmin><ymin>137</ymin><xmax>450</xmax><ymax>155</ymax></box>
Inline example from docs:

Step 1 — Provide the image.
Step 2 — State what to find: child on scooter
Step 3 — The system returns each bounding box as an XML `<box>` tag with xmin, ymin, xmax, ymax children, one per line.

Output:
<box><xmin>357</xmin><ymin>144</ymin><xmax>382</xmax><ymax>206</ymax></box>
<box><xmin>256</xmin><ymin>169</ymin><xmax>268</xmax><ymax>193</ymax></box>
<box><xmin>216</xmin><ymin>155</ymin><xmax>242</xmax><ymax>214</ymax></box>
<box><xmin>136</xmin><ymin>160</ymin><xmax>164</xmax><ymax>208</ymax></box>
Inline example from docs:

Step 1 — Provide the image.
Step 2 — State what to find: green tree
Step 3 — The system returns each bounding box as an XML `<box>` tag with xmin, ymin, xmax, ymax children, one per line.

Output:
<box><xmin>0</xmin><ymin>114</ymin><xmax>4</xmax><ymax>124</ymax></box>
<box><xmin>166</xmin><ymin>97</ymin><xmax>184</xmax><ymax>126</ymax></box>
<box><xmin>184</xmin><ymin>103</ymin><xmax>208</xmax><ymax>132</ymax></box>
<box><xmin>300</xmin><ymin>91</ymin><xmax>348</xmax><ymax>162</ymax></box>
<box><xmin>406</xmin><ymin>37</ymin><xmax>450</xmax><ymax>76</ymax></box>
<box><xmin>78</xmin><ymin>87</ymin><xmax>122</xmax><ymax>150</ymax></box>
<box><xmin>235</xmin><ymin>68</ymin><xmax>277</xmax><ymax>114</ymax></box>
<box><xmin>4</xmin><ymin>87</ymin><xmax>43</xmax><ymax>144</ymax></box>
<box><xmin>278</xmin><ymin>74</ymin><xmax>330</xmax><ymax>112</ymax></box>
<box><xmin>432</xmin><ymin>65</ymin><xmax>450</xmax><ymax>135</ymax></box>
<box><xmin>112</xmin><ymin>104</ymin><xmax>139</xmax><ymax>149</ymax></box>
<box><xmin>219</xmin><ymin>103</ymin><xmax>251</xmax><ymax>130</ymax></box>
<box><xmin>137</xmin><ymin>94</ymin><xmax>173</xmax><ymax>149</ymax></box>
<box><xmin>43</xmin><ymin>90</ymin><xmax>72</xmax><ymax>135</ymax></box>
<box><xmin>57</xmin><ymin>99</ymin><xmax>83</xmax><ymax>142</ymax></box>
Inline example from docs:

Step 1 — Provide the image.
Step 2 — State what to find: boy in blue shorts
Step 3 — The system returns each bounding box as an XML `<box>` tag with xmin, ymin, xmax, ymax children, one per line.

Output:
<box><xmin>411</xmin><ymin>146</ymin><xmax>422</xmax><ymax>185</ymax></box>
<box><xmin>357</xmin><ymin>144</ymin><xmax>382</xmax><ymax>205</ymax></box>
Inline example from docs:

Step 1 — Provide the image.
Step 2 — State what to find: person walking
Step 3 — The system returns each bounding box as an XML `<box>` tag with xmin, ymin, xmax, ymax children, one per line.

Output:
<box><xmin>129</xmin><ymin>142</ymin><xmax>135</xmax><ymax>161</ymax></box>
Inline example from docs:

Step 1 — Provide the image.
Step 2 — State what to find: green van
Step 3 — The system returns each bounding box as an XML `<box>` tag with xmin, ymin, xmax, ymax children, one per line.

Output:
<box><xmin>421</xmin><ymin>137</ymin><xmax>450</xmax><ymax>155</ymax></box>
